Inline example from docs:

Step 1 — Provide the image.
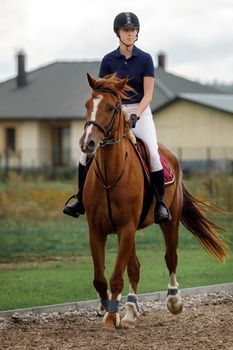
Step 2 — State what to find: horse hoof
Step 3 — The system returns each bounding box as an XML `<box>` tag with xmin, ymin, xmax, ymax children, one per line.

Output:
<box><xmin>102</xmin><ymin>326</ymin><xmax>116</xmax><ymax>334</ymax></box>
<box><xmin>166</xmin><ymin>290</ymin><xmax>183</xmax><ymax>315</ymax></box>
<box><xmin>168</xmin><ymin>303</ymin><xmax>183</xmax><ymax>315</ymax></box>
<box><xmin>121</xmin><ymin>319</ymin><xmax>136</xmax><ymax>329</ymax></box>
<box><xmin>167</xmin><ymin>298</ymin><xmax>183</xmax><ymax>315</ymax></box>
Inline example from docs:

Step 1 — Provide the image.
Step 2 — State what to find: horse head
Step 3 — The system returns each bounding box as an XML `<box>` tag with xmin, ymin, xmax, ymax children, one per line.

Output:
<box><xmin>79</xmin><ymin>73</ymin><xmax>131</xmax><ymax>154</ymax></box>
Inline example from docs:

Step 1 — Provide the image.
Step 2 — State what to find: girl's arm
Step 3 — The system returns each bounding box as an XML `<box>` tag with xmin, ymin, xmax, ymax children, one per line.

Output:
<box><xmin>135</xmin><ymin>76</ymin><xmax>155</xmax><ymax>117</ymax></box>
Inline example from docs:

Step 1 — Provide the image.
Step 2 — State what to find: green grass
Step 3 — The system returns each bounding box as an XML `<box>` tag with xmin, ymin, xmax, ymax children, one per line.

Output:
<box><xmin>0</xmin><ymin>244</ymin><xmax>232</xmax><ymax>311</ymax></box>
<box><xmin>0</xmin><ymin>216</ymin><xmax>232</xmax><ymax>311</ymax></box>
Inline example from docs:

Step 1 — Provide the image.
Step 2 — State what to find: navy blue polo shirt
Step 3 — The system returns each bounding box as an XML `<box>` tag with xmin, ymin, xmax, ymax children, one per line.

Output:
<box><xmin>99</xmin><ymin>46</ymin><xmax>155</xmax><ymax>104</ymax></box>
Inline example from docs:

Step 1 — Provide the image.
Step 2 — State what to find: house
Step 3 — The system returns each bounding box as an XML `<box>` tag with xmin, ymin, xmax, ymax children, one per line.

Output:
<box><xmin>153</xmin><ymin>57</ymin><xmax>233</xmax><ymax>171</ymax></box>
<box><xmin>0</xmin><ymin>51</ymin><xmax>232</xmax><ymax>173</ymax></box>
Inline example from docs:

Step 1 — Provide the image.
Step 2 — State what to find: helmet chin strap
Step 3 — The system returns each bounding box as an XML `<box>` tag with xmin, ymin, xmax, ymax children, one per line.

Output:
<box><xmin>118</xmin><ymin>33</ymin><xmax>138</xmax><ymax>52</ymax></box>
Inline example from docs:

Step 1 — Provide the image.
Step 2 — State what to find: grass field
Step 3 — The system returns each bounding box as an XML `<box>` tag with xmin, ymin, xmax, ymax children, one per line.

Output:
<box><xmin>0</xmin><ymin>173</ymin><xmax>232</xmax><ymax>311</ymax></box>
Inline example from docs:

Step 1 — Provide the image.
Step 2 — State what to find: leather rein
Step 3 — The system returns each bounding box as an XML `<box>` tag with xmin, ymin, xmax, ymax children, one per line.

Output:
<box><xmin>85</xmin><ymin>87</ymin><xmax>129</xmax><ymax>231</ymax></box>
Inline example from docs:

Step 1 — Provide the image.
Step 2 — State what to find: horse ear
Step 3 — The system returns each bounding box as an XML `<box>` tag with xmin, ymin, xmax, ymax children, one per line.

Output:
<box><xmin>87</xmin><ymin>73</ymin><xmax>96</xmax><ymax>89</ymax></box>
<box><xmin>115</xmin><ymin>77</ymin><xmax>128</xmax><ymax>91</ymax></box>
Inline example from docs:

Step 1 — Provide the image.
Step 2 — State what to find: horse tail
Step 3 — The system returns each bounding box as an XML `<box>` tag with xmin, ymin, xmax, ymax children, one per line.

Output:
<box><xmin>181</xmin><ymin>183</ymin><xmax>228</xmax><ymax>263</ymax></box>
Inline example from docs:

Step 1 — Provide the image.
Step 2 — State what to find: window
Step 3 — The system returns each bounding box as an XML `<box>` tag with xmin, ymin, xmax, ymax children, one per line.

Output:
<box><xmin>6</xmin><ymin>127</ymin><xmax>16</xmax><ymax>152</ymax></box>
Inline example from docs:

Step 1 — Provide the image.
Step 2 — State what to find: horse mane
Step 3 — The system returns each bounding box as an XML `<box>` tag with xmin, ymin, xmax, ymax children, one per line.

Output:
<box><xmin>95</xmin><ymin>74</ymin><xmax>135</xmax><ymax>101</ymax></box>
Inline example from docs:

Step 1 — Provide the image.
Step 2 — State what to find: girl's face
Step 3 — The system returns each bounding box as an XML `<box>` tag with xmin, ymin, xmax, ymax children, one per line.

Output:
<box><xmin>118</xmin><ymin>28</ymin><xmax>138</xmax><ymax>46</ymax></box>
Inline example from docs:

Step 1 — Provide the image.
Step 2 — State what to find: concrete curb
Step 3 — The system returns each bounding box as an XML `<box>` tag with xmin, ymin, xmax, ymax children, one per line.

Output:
<box><xmin>1</xmin><ymin>282</ymin><xmax>232</xmax><ymax>318</ymax></box>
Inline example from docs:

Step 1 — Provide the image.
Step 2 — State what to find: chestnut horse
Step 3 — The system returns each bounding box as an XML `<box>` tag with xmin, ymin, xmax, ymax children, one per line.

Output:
<box><xmin>79</xmin><ymin>73</ymin><xmax>227</xmax><ymax>331</ymax></box>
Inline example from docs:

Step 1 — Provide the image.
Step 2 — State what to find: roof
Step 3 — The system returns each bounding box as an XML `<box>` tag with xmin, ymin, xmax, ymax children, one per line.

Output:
<box><xmin>0</xmin><ymin>60</ymin><xmax>229</xmax><ymax>120</ymax></box>
<box><xmin>179</xmin><ymin>93</ymin><xmax>233</xmax><ymax>114</ymax></box>
<box><xmin>0</xmin><ymin>61</ymin><xmax>100</xmax><ymax>120</ymax></box>
<box><xmin>151</xmin><ymin>67</ymin><xmax>225</xmax><ymax>111</ymax></box>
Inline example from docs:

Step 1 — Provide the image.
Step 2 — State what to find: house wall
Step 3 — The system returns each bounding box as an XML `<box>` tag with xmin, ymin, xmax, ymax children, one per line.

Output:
<box><xmin>1</xmin><ymin>99</ymin><xmax>232</xmax><ymax>171</ymax></box>
<box><xmin>155</xmin><ymin>100</ymin><xmax>233</xmax><ymax>161</ymax></box>
<box><xmin>0</xmin><ymin>120</ymin><xmax>50</xmax><ymax>168</ymax></box>
<box><xmin>38</xmin><ymin>122</ymin><xmax>51</xmax><ymax>166</ymax></box>
<box><xmin>19</xmin><ymin>121</ymin><xmax>41</xmax><ymax>167</ymax></box>
<box><xmin>70</xmin><ymin>120</ymin><xmax>85</xmax><ymax>165</ymax></box>
<box><xmin>0</xmin><ymin>119</ymin><xmax>85</xmax><ymax>169</ymax></box>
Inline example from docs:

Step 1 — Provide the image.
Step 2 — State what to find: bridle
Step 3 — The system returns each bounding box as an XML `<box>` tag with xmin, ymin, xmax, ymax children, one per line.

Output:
<box><xmin>84</xmin><ymin>88</ymin><xmax>127</xmax><ymax>146</ymax></box>
<box><xmin>84</xmin><ymin>87</ymin><xmax>129</xmax><ymax>232</ymax></box>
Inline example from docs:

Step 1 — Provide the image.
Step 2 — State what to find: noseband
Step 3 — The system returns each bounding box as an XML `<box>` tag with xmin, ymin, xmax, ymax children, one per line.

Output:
<box><xmin>84</xmin><ymin>88</ymin><xmax>124</xmax><ymax>146</ymax></box>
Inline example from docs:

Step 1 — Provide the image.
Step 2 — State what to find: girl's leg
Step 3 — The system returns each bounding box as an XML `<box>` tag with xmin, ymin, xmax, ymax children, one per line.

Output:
<box><xmin>124</xmin><ymin>105</ymin><xmax>170</xmax><ymax>223</ymax></box>
<box><xmin>63</xmin><ymin>152</ymin><xmax>87</xmax><ymax>218</ymax></box>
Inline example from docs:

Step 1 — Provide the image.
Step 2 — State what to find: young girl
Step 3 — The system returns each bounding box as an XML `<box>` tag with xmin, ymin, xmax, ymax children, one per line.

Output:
<box><xmin>63</xmin><ymin>12</ymin><xmax>170</xmax><ymax>224</ymax></box>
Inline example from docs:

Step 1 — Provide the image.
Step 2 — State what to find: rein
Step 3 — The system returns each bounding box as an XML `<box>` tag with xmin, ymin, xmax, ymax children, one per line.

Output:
<box><xmin>94</xmin><ymin>152</ymin><xmax>128</xmax><ymax>231</ymax></box>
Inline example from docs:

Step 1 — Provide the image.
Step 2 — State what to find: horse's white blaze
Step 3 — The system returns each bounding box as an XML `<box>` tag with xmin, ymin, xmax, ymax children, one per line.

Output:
<box><xmin>83</xmin><ymin>95</ymin><xmax>103</xmax><ymax>146</ymax></box>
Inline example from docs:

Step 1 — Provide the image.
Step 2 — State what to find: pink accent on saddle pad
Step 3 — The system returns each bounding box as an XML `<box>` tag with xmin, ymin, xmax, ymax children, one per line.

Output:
<box><xmin>134</xmin><ymin>139</ymin><xmax>175</xmax><ymax>186</ymax></box>
<box><xmin>160</xmin><ymin>155</ymin><xmax>175</xmax><ymax>185</ymax></box>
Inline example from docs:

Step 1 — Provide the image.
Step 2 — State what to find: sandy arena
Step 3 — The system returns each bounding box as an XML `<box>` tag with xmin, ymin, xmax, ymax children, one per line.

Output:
<box><xmin>0</xmin><ymin>291</ymin><xmax>233</xmax><ymax>350</ymax></box>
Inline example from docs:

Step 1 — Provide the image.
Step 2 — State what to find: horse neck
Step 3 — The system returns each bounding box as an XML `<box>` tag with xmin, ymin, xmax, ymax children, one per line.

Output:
<box><xmin>95</xmin><ymin>121</ymin><xmax>128</xmax><ymax>180</ymax></box>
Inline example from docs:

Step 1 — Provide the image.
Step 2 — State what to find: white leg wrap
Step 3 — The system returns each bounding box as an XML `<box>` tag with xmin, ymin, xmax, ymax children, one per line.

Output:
<box><xmin>121</xmin><ymin>293</ymin><xmax>139</xmax><ymax>326</ymax></box>
<box><xmin>97</xmin><ymin>303</ymin><xmax>107</xmax><ymax>316</ymax></box>
<box><xmin>166</xmin><ymin>274</ymin><xmax>183</xmax><ymax>315</ymax></box>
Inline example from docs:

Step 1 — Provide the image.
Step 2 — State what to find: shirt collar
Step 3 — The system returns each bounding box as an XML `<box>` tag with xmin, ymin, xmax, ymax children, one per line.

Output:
<box><xmin>114</xmin><ymin>45</ymin><xmax>139</xmax><ymax>58</ymax></box>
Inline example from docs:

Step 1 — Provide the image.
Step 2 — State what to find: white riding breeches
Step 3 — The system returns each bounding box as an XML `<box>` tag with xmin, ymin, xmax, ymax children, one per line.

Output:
<box><xmin>123</xmin><ymin>104</ymin><xmax>162</xmax><ymax>172</ymax></box>
<box><xmin>80</xmin><ymin>103</ymin><xmax>162</xmax><ymax>172</ymax></box>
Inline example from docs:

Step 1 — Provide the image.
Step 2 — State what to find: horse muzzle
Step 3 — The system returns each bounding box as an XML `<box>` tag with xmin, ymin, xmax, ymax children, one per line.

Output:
<box><xmin>79</xmin><ymin>134</ymin><xmax>99</xmax><ymax>154</ymax></box>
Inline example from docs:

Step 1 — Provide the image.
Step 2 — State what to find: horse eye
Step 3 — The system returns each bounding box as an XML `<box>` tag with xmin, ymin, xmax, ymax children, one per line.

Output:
<box><xmin>107</xmin><ymin>105</ymin><xmax>114</xmax><ymax>113</ymax></box>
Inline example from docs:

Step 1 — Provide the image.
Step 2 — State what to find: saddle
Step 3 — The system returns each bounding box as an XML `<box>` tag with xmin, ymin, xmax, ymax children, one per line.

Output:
<box><xmin>130</xmin><ymin>137</ymin><xmax>175</xmax><ymax>227</ymax></box>
<box><xmin>132</xmin><ymin>138</ymin><xmax>175</xmax><ymax>186</ymax></box>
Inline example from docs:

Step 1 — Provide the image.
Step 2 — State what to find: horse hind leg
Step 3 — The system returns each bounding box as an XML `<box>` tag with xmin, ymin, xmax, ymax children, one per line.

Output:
<box><xmin>161</xmin><ymin>200</ymin><xmax>183</xmax><ymax>315</ymax></box>
<box><xmin>166</xmin><ymin>272</ymin><xmax>183</xmax><ymax>315</ymax></box>
<box><xmin>121</xmin><ymin>244</ymin><xmax>140</xmax><ymax>328</ymax></box>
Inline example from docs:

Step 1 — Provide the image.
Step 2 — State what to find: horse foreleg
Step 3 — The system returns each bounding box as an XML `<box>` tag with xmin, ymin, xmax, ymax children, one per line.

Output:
<box><xmin>121</xmin><ymin>244</ymin><xmax>140</xmax><ymax>328</ymax></box>
<box><xmin>161</xmin><ymin>201</ymin><xmax>183</xmax><ymax>315</ymax></box>
<box><xmin>103</xmin><ymin>227</ymin><xmax>136</xmax><ymax>331</ymax></box>
<box><xmin>89</xmin><ymin>230</ymin><xmax>109</xmax><ymax>316</ymax></box>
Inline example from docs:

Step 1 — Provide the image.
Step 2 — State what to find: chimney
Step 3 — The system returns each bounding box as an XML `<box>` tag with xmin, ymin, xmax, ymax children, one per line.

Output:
<box><xmin>16</xmin><ymin>50</ymin><xmax>27</xmax><ymax>88</ymax></box>
<box><xmin>158</xmin><ymin>52</ymin><xmax>166</xmax><ymax>70</ymax></box>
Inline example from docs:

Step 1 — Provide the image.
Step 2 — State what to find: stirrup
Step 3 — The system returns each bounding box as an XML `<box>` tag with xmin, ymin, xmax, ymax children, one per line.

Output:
<box><xmin>154</xmin><ymin>202</ymin><xmax>172</xmax><ymax>224</ymax></box>
<box><xmin>64</xmin><ymin>194</ymin><xmax>78</xmax><ymax>206</ymax></box>
<box><xmin>63</xmin><ymin>194</ymin><xmax>85</xmax><ymax>218</ymax></box>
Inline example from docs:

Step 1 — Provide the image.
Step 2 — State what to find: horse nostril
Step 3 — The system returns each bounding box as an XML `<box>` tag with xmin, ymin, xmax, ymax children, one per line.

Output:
<box><xmin>88</xmin><ymin>139</ymin><xmax>96</xmax><ymax>149</ymax></box>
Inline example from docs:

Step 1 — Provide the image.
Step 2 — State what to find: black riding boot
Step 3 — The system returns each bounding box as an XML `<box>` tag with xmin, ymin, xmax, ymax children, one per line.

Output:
<box><xmin>151</xmin><ymin>170</ymin><xmax>171</xmax><ymax>224</ymax></box>
<box><xmin>63</xmin><ymin>163</ymin><xmax>86</xmax><ymax>218</ymax></box>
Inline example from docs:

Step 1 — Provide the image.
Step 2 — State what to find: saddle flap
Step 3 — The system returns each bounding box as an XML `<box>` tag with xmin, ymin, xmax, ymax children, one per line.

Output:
<box><xmin>134</xmin><ymin>138</ymin><xmax>175</xmax><ymax>186</ymax></box>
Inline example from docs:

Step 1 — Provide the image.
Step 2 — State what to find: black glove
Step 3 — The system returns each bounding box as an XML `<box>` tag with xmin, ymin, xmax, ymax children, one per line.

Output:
<box><xmin>129</xmin><ymin>114</ymin><xmax>140</xmax><ymax>128</ymax></box>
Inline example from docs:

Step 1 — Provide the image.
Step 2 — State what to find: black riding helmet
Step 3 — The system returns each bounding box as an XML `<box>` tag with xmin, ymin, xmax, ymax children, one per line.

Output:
<box><xmin>113</xmin><ymin>12</ymin><xmax>140</xmax><ymax>34</ymax></box>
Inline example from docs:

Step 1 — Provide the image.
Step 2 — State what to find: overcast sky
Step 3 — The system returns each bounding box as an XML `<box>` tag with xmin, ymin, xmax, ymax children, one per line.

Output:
<box><xmin>0</xmin><ymin>0</ymin><xmax>233</xmax><ymax>84</ymax></box>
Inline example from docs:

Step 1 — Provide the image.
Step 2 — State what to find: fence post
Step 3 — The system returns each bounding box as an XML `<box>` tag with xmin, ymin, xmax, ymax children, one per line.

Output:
<box><xmin>206</xmin><ymin>147</ymin><xmax>212</xmax><ymax>173</ymax></box>
<box><xmin>4</xmin><ymin>149</ymin><xmax>9</xmax><ymax>178</ymax></box>
<box><xmin>17</xmin><ymin>150</ymin><xmax>22</xmax><ymax>174</ymax></box>
<box><xmin>50</xmin><ymin>147</ymin><xmax>57</xmax><ymax>179</ymax></box>
<box><xmin>178</xmin><ymin>147</ymin><xmax>183</xmax><ymax>166</ymax></box>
